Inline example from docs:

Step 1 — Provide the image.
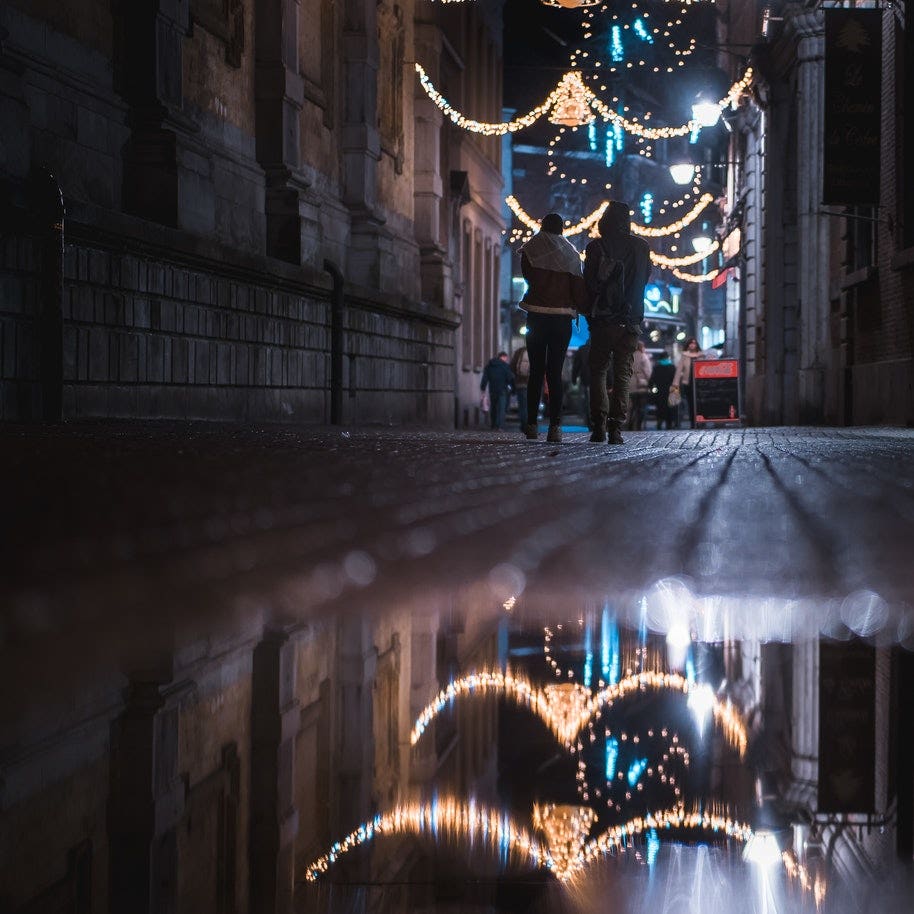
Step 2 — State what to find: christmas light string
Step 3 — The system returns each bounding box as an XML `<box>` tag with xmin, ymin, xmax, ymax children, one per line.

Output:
<box><xmin>303</xmin><ymin>798</ymin><xmax>551</xmax><ymax>882</ymax></box>
<box><xmin>415</xmin><ymin>63</ymin><xmax>754</xmax><ymax>140</ymax></box>
<box><xmin>671</xmin><ymin>266</ymin><xmax>720</xmax><ymax>283</ymax></box>
<box><xmin>505</xmin><ymin>192</ymin><xmax>715</xmax><ymax>241</ymax></box>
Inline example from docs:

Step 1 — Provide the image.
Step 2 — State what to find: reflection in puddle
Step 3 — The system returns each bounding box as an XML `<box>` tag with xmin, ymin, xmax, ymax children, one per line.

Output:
<box><xmin>1</xmin><ymin>599</ymin><xmax>911</xmax><ymax>913</ymax></box>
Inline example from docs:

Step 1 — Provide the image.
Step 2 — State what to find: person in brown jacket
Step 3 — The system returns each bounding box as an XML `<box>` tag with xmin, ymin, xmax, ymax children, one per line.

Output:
<box><xmin>519</xmin><ymin>213</ymin><xmax>589</xmax><ymax>443</ymax></box>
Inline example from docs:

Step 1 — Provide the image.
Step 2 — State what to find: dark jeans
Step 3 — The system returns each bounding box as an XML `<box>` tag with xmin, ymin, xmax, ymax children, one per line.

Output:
<box><xmin>681</xmin><ymin>383</ymin><xmax>694</xmax><ymax>428</ymax></box>
<box><xmin>489</xmin><ymin>388</ymin><xmax>508</xmax><ymax>429</ymax></box>
<box><xmin>628</xmin><ymin>391</ymin><xmax>648</xmax><ymax>431</ymax></box>
<box><xmin>588</xmin><ymin>322</ymin><xmax>639</xmax><ymax>430</ymax></box>
<box><xmin>655</xmin><ymin>399</ymin><xmax>679</xmax><ymax>429</ymax></box>
<box><xmin>526</xmin><ymin>312</ymin><xmax>572</xmax><ymax>426</ymax></box>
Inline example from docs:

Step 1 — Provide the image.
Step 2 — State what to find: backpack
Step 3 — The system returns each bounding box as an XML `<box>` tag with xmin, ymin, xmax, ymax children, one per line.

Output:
<box><xmin>587</xmin><ymin>240</ymin><xmax>625</xmax><ymax>321</ymax></box>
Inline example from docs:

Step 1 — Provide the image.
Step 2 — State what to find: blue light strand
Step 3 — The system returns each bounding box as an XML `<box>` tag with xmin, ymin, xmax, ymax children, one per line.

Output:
<box><xmin>611</xmin><ymin>25</ymin><xmax>624</xmax><ymax>63</ymax></box>
<box><xmin>647</xmin><ymin>828</ymin><xmax>661</xmax><ymax>867</ymax></box>
<box><xmin>640</xmin><ymin>192</ymin><xmax>654</xmax><ymax>225</ymax></box>
<box><xmin>633</xmin><ymin>19</ymin><xmax>654</xmax><ymax>44</ymax></box>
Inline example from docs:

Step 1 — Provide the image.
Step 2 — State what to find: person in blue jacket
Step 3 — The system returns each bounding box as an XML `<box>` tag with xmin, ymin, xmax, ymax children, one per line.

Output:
<box><xmin>480</xmin><ymin>352</ymin><xmax>514</xmax><ymax>430</ymax></box>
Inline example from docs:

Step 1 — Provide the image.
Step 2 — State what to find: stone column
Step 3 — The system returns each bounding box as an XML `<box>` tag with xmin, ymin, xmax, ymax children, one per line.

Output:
<box><xmin>791</xmin><ymin>638</ymin><xmax>819</xmax><ymax>798</ymax></box>
<box><xmin>249</xmin><ymin>628</ymin><xmax>300</xmax><ymax>914</ymax></box>
<box><xmin>341</xmin><ymin>0</ymin><xmax>385</xmax><ymax>287</ymax></box>
<box><xmin>334</xmin><ymin>616</ymin><xmax>377</xmax><ymax>866</ymax></box>
<box><xmin>108</xmin><ymin>671</ymin><xmax>189</xmax><ymax>914</ymax></box>
<box><xmin>791</xmin><ymin>9</ymin><xmax>831</xmax><ymax>423</ymax></box>
<box><xmin>254</xmin><ymin>0</ymin><xmax>320</xmax><ymax>265</ymax></box>
<box><xmin>413</xmin><ymin>23</ymin><xmax>447</xmax><ymax>308</ymax></box>
<box><xmin>118</xmin><ymin>0</ymin><xmax>214</xmax><ymax>234</ymax></box>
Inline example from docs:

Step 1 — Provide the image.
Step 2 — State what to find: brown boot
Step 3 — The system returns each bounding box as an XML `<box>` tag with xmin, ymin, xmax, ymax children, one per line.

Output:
<box><xmin>546</xmin><ymin>424</ymin><xmax>562</xmax><ymax>443</ymax></box>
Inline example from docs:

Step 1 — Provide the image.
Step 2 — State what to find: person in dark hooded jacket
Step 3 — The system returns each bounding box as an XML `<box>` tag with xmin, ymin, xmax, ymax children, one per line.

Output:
<box><xmin>480</xmin><ymin>351</ymin><xmax>514</xmax><ymax>429</ymax></box>
<box><xmin>583</xmin><ymin>201</ymin><xmax>651</xmax><ymax>444</ymax></box>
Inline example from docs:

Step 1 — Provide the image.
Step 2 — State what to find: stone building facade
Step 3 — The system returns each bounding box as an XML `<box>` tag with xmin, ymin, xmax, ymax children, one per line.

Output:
<box><xmin>0</xmin><ymin>0</ymin><xmax>505</xmax><ymax>426</ymax></box>
<box><xmin>0</xmin><ymin>600</ymin><xmax>504</xmax><ymax>913</ymax></box>
<box><xmin>718</xmin><ymin>0</ymin><xmax>912</xmax><ymax>426</ymax></box>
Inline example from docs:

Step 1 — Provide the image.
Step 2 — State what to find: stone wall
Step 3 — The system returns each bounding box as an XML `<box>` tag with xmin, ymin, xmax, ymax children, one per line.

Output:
<box><xmin>0</xmin><ymin>0</ymin><xmax>503</xmax><ymax>427</ymax></box>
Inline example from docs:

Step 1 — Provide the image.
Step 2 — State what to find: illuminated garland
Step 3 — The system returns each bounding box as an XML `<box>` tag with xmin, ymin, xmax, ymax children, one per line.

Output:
<box><xmin>304</xmin><ymin>798</ymin><xmax>552</xmax><ymax>882</ymax></box>
<box><xmin>410</xmin><ymin>670</ymin><xmax>748</xmax><ymax>757</ymax></box>
<box><xmin>650</xmin><ymin>241</ymin><xmax>720</xmax><ymax>268</ymax></box>
<box><xmin>305</xmin><ymin>797</ymin><xmax>827</xmax><ymax>902</ymax></box>
<box><xmin>415</xmin><ymin>63</ymin><xmax>754</xmax><ymax>140</ymax></box>
<box><xmin>671</xmin><ymin>266</ymin><xmax>720</xmax><ymax>283</ymax></box>
<box><xmin>505</xmin><ymin>193</ymin><xmax>714</xmax><ymax>241</ymax></box>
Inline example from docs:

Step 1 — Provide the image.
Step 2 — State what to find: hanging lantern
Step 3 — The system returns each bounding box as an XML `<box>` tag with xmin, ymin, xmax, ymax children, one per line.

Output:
<box><xmin>541</xmin><ymin>0</ymin><xmax>602</xmax><ymax>8</ymax></box>
<box><xmin>549</xmin><ymin>72</ymin><xmax>595</xmax><ymax>128</ymax></box>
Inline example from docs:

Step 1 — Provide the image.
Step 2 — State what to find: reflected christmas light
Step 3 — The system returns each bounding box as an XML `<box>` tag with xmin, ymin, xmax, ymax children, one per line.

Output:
<box><xmin>411</xmin><ymin>669</ymin><xmax>748</xmax><ymax>757</ymax></box>
<box><xmin>304</xmin><ymin>798</ymin><xmax>552</xmax><ymax>882</ymax></box>
<box><xmin>533</xmin><ymin>804</ymin><xmax>597</xmax><ymax>881</ymax></box>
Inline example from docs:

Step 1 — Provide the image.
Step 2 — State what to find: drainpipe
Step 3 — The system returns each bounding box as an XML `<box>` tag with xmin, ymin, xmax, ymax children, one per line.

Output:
<box><xmin>32</xmin><ymin>168</ymin><xmax>65</xmax><ymax>422</ymax></box>
<box><xmin>323</xmin><ymin>259</ymin><xmax>344</xmax><ymax>425</ymax></box>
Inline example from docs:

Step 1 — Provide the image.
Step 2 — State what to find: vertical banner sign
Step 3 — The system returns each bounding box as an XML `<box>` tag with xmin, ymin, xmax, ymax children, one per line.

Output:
<box><xmin>823</xmin><ymin>9</ymin><xmax>883</xmax><ymax>205</ymax></box>
<box><xmin>692</xmin><ymin>359</ymin><xmax>739</xmax><ymax>425</ymax></box>
<box><xmin>818</xmin><ymin>640</ymin><xmax>876</xmax><ymax>813</ymax></box>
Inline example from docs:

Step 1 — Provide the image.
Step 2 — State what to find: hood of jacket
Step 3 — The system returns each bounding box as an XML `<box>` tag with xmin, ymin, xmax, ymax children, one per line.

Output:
<box><xmin>597</xmin><ymin>200</ymin><xmax>631</xmax><ymax>239</ymax></box>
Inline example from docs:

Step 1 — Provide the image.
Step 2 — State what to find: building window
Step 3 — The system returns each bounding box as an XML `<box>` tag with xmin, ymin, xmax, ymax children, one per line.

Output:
<box><xmin>845</xmin><ymin>207</ymin><xmax>876</xmax><ymax>273</ymax></box>
<box><xmin>462</xmin><ymin>223</ymin><xmax>473</xmax><ymax>370</ymax></box>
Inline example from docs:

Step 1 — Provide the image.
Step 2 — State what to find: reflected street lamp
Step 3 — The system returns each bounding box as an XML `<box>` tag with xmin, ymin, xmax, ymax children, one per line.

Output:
<box><xmin>669</xmin><ymin>162</ymin><xmax>697</xmax><ymax>185</ymax></box>
<box><xmin>691</xmin><ymin>234</ymin><xmax>714</xmax><ymax>253</ymax></box>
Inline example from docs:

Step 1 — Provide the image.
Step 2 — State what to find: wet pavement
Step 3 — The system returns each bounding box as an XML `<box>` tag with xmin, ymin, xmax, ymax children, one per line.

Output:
<box><xmin>1</xmin><ymin>422</ymin><xmax>913</xmax><ymax>912</ymax></box>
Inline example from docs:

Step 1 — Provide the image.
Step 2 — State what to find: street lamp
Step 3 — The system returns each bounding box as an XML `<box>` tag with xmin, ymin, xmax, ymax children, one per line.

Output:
<box><xmin>691</xmin><ymin>99</ymin><xmax>722</xmax><ymax>128</ymax></box>
<box><xmin>669</xmin><ymin>162</ymin><xmax>697</xmax><ymax>185</ymax></box>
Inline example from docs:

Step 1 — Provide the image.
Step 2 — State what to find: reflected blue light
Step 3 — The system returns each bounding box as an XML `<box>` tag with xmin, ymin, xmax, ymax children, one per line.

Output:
<box><xmin>601</xmin><ymin>607</ymin><xmax>620</xmax><ymax>684</ymax></box>
<box><xmin>647</xmin><ymin>828</ymin><xmax>661</xmax><ymax>867</ymax></box>
<box><xmin>605</xmin><ymin>737</ymin><xmax>619</xmax><ymax>782</ymax></box>
<box><xmin>685</xmin><ymin>646</ymin><xmax>696</xmax><ymax>685</ymax></box>
<box><xmin>588</xmin><ymin>121</ymin><xmax>598</xmax><ymax>152</ymax></box>
<box><xmin>627</xmin><ymin>757</ymin><xmax>648</xmax><ymax>787</ymax></box>
<box><xmin>583</xmin><ymin>619</ymin><xmax>593</xmax><ymax>688</ymax></box>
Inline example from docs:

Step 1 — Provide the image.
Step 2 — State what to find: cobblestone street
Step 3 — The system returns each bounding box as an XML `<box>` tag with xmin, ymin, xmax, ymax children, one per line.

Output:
<box><xmin>5</xmin><ymin>423</ymin><xmax>914</xmax><ymax>667</ymax></box>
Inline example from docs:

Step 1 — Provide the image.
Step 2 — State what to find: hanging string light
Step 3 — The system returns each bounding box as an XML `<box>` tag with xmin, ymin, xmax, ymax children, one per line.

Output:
<box><xmin>671</xmin><ymin>266</ymin><xmax>720</xmax><ymax>283</ymax></box>
<box><xmin>414</xmin><ymin>63</ymin><xmax>755</xmax><ymax>140</ymax></box>
<box><xmin>505</xmin><ymin>192</ymin><xmax>715</xmax><ymax>242</ymax></box>
<box><xmin>650</xmin><ymin>241</ymin><xmax>720</xmax><ymax>268</ymax></box>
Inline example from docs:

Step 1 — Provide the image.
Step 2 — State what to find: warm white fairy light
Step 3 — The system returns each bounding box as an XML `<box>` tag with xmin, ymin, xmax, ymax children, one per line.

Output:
<box><xmin>651</xmin><ymin>241</ymin><xmax>720</xmax><ymax>268</ymax></box>
<box><xmin>670</xmin><ymin>266</ymin><xmax>720</xmax><ymax>283</ymax></box>
<box><xmin>304</xmin><ymin>798</ymin><xmax>552</xmax><ymax>882</ymax></box>
<box><xmin>415</xmin><ymin>63</ymin><xmax>754</xmax><ymax>140</ymax></box>
<box><xmin>506</xmin><ymin>192</ymin><xmax>713</xmax><ymax>244</ymax></box>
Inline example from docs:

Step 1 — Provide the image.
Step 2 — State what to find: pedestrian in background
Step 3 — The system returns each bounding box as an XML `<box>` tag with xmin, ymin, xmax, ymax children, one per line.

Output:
<box><xmin>583</xmin><ymin>201</ymin><xmax>651</xmax><ymax>444</ymax></box>
<box><xmin>627</xmin><ymin>340</ymin><xmax>652</xmax><ymax>431</ymax></box>
<box><xmin>518</xmin><ymin>213</ymin><xmax>588</xmax><ymax>443</ymax></box>
<box><xmin>672</xmin><ymin>337</ymin><xmax>703</xmax><ymax>429</ymax></box>
<box><xmin>649</xmin><ymin>351</ymin><xmax>677</xmax><ymax>429</ymax></box>
<box><xmin>571</xmin><ymin>341</ymin><xmax>592</xmax><ymax>429</ymax></box>
<box><xmin>510</xmin><ymin>346</ymin><xmax>530</xmax><ymax>433</ymax></box>
<box><xmin>480</xmin><ymin>351</ymin><xmax>514</xmax><ymax>430</ymax></box>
